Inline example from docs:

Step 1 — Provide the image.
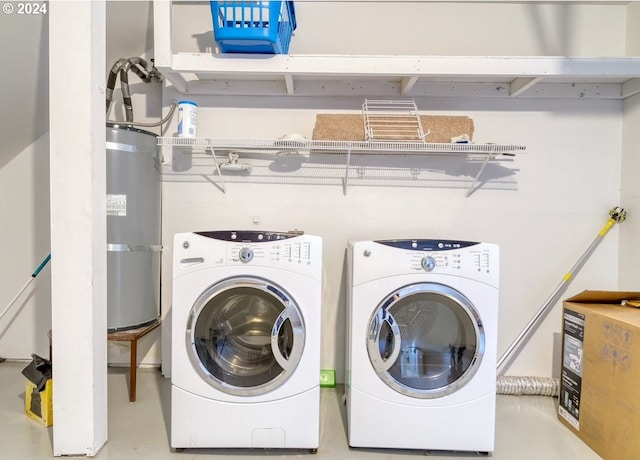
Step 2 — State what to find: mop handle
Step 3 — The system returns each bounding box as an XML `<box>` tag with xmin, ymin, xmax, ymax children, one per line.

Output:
<box><xmin>0</xmin><ymin>254</ymin><xmax>51</xmax><ymax>322</ymax></box>
<box><xmin>496</xmin><ymin>207</ymin><xmax>626</xmax><ymax>373</ymax></box>
<box><xmin>560</xmin><ymin>212</ymin><xmax>622</xmax><ymax>283</ymax></box>
<box><xmin>32</xmin><ymin>254</ymin><xmax>51</xmax><ymax>278</ymax></box>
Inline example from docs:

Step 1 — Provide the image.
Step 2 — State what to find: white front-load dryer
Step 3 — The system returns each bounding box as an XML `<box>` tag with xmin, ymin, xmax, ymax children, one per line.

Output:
<box><xmin>171</xmin><ymin>231</ymin><xmax>322</xmax><ymax>450</ymax></box>
<box><xmin>346</xmin><ymin>239</ymin><xmax>499</xmax><ymax>453</ymax></box>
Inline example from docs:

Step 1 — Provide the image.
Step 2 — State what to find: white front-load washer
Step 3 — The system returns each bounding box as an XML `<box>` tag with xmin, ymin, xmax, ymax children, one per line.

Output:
<box><xmin>171</xmin><ymin>231</ymin><xmax>322</xmax><ymax>450</ymax></box>
<box><xmin>346</xmin><ymin>239</ymin><xmax>499</xmax><ymax>453</ymax></box>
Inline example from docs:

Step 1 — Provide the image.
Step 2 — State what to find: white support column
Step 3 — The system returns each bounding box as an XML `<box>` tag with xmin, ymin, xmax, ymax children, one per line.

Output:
<box><xmin>49</xmin><ymin>1</ymin><xmax>107</xmax><ymax>456</ymax></box>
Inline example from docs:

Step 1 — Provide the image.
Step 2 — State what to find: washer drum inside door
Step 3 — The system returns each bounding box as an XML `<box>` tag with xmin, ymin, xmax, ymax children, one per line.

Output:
<box><xmin>186</xmin><ymin>276</ymin><xmax>305</xmax><ymax>396</ymax></box>
<box><xmin>367</xmin><ymin>282</ymin><xmax>484</xmax><ymax>398</ymax></box>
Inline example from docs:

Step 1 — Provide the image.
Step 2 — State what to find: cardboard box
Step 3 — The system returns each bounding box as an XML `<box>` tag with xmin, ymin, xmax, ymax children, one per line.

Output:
<box><xmin>558</xmin><ymin>290</ymin><xmax>640</xmax><ymax>460</ymax></box>
<box><xmin>21</xmin><ymin>354</ymin><xmax>53</xmax><ymax>427</ymax></box>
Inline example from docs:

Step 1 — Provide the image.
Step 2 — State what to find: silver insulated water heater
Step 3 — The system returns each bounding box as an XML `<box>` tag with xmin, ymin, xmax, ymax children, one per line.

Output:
<box><xmin>106</xmin><ymin>123</ymin><xmax>161</xmax><ymax>331</ymax></box>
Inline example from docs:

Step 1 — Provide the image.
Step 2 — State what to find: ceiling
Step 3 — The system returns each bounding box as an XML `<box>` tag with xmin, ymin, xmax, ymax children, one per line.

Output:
<box><xmin>0</xmin><ymin>1</ymin><xmax>153</xmax><ymax>170</ymax></box>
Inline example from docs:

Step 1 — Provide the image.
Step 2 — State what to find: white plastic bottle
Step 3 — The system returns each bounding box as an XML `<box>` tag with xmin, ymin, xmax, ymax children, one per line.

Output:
<box><xmin>177</xmin><ymin>100</ymin><xmax>198</xmax><ymax>137</ymax></box>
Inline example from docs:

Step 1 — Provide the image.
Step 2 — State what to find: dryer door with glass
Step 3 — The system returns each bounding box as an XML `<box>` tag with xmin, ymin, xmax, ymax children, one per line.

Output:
<box><xmin>186</xmin><ymin>276</ymin><xmax>305</xmax><ymax>396</ymax></box>
<box><xmin>367</xmin><ymin>282</ymin><xmax>484</xmax><ymax>398</ymax></box>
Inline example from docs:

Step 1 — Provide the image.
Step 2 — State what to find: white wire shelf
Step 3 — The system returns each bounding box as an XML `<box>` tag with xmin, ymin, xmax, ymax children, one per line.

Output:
<box><xmin>158</xmin><ymin>137</ymin><xmax>525</xmax><ymax>155</ymax></box>
<box><xmin>158</xmin><ymin>137</ymin><xmax>525</xmax><ymax>196</ymax></box>
<box><xmin>362</xmin><ymin>99</ymin><xmax>427</xmax><ymax>142</ymax></box>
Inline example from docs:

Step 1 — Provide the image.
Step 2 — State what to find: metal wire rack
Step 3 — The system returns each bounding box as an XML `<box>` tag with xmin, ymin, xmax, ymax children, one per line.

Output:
<box><xmin>159</xmin><ymin>137</ymin><xmax>524</xmax><ymax>155</ymax></box>
<box><xmin>158</xmin><ymin>137</ymin><xmax>525</xmax><ymax>196</ymax></box>
<box><xmin>362</xmin><ymin>99</ymin><xmax>428</xmax><ymax>142</ymax></box>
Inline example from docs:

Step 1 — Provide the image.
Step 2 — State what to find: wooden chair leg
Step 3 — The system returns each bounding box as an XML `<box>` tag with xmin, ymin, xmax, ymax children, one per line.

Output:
<box><xmin>108</xmin><ymin>319</ymin><xmax>160</xmax><ymax>403</ymax></box>
<box><xmin>129</xmin><ymin>338</ymin><xmax>137</xmax><ymax>402</ymax></box>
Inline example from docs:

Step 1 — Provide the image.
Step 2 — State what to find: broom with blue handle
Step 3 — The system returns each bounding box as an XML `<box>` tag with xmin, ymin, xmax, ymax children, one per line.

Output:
<box><xmin>0</xmin><ymin>254</ymin><xmax>51</xmax><ymax>363</ymax></box>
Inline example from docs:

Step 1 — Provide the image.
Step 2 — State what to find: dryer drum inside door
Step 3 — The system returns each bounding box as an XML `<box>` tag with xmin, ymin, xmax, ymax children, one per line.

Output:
<box><xmin>186</xmin><ymin>276</ymin><xmax>305</xmax><ymax>396</ymax></box>
<box><xmin>367</xmin><ymin>282</ymin><xmax>485</xmax><ymax>399</ymax></box>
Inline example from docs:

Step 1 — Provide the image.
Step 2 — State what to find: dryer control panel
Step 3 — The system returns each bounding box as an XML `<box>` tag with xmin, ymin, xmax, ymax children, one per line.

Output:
<box><xmin>352</xmin><ymin>239</ymin><xmax>499</xmax><ymax>287</ymax></box>
<box><xmin>408</xmin><ymin>249</ymin><xmax>493</xmax><ymax>274</ymax></box>
<box><xmin>378</xmin><ymin>239</ymin><xmax>479</xmax><ymax>251</ymax></box>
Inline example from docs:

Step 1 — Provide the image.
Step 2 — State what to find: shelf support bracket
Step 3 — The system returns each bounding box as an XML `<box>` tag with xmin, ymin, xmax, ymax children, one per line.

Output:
<box><xmin>622</xmin><ymin>78</ymin><xmax>640</xmax><ymax>99</ymax></box>
<box><xmin>400</xmin><ymin>76</ymin><xmax>419</xmax><ymax>95</ymax></box>
<box><xmin>205</xmin><ymin>140</ymin><xmax>226</xmax><ymax>194</ymax></box>
<box><xmin>284</xmin><ymin>74</ymin><xmax>295</xmax><ymax>95</ymax></box>
<box><xmin>343</xmin><ymin>147</ymin><xmax>353</xmax><ymax>195</ymax></box>
<box><xmin>510</xmin><ymin>77</ymin><xmax>541</xmax><ymax>97</ymax></box>
<box><xmin>465</xmin><ymin>146</ymin><xmax>497</xmax><ymax>198</ymax></box>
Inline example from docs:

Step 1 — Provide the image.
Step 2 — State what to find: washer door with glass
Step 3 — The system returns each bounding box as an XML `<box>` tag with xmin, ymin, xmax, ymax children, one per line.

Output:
<box><xmin>186</xmin><ymin>276</ymin><xmax>305</xmax><ymax>396</ymax></box>
<box><xmin>367</xmin><ymin>282</ymin><xmax>484</xmax><ymax>399</ymax></box>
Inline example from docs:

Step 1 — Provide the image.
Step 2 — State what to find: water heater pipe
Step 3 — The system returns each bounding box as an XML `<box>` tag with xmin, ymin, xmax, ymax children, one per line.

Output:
<box><xmin>497</xmin><ymin>206</ymin><xmax>626</xmax><ymax>374</ymax></box>
<box><xmin>113</xmin><ymin>101</ymin><xmax>178</xmax><ymax>129</ymax></box>
<box><xmin>105</xmin><ymin>57</ymin><xmax>162</xmax><ymax>121</ymax></box>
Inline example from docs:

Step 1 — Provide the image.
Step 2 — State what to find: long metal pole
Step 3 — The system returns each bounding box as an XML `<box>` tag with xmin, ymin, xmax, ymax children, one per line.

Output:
<box><xmin>497</xmin><ymin>207</ymin><xmax>626</xmax><ymax>373</ymax></box>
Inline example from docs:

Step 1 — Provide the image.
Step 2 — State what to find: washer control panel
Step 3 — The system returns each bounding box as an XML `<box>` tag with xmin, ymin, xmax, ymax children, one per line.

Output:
<box><xmin>228</xmin><ymin>239</ymin><xmax>315</xmax><ymax>265</ymax></box>
<box><xmin>196</xmin><ymin>230</ymin><xmax>301</xmax><ymax>242</ymax></box>
<box><xmin>175</xmin><ymin>231</ymin><xmax>322</xmax><ymax>280</ymax></box>
<box><xmin>190</xmin><ymin>230</ymin><xmax>318</xmax><ymax>266</ymax></box>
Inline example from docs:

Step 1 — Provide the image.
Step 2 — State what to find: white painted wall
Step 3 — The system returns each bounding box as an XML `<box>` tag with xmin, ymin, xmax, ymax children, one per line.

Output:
<box><xmin>0</xmin><ymin>133</ymin><xmax>51</xmax><ymax>360</ymax></box>
<box><xmin>172</xmin><ymin>1</ymin><xmax>627</xmax><ymax>56</ymax></box>
<box><xmin>0</xmin><ymin>9</ymin><xmax>50</xmax><ymax>362</ymax></box>
<box><xmin>619</xmin><ymin>0</ymin><xmax>640</xmax><ymax>290</ymax></box>
<box><xmin>626</xmin><ymin>1</ymin><xmax>640</xmax><ymax>55</ymax></box>
<box><xmin>620</xmin><ymin>92</ymin><xmax>639</xmax><ymax>290</ymax></box>
<box><xmin>0</xmin><ymin>9</ymin><xmax>48</xmax><ymax>170</ymax></box>
<box><xmin>160</xmin><ymin>90</ymin><xmax>622</xmax><ymax>380</ymax></box>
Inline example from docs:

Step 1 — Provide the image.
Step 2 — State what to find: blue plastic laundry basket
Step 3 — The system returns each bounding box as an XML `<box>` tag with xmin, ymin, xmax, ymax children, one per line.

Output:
<box><xmin>210</xmin><ymin>1</ymin><xmax>297</xmax><ymax>54</ymax></box>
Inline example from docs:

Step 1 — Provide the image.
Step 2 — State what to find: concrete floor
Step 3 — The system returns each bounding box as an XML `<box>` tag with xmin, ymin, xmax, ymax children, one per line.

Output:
<box><xmin>0</xmin><ymin>361</ymin><xmax>602</xmax><ymax>459</ymax></box>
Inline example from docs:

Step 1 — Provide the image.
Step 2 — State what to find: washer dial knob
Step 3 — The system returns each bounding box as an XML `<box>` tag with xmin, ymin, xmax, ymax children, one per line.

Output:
<box><xmin>239</xmin><ymin>247</ymin><xmax>254</xmax><ymax>263</ymax></box>
<box><xmin>421</xmin><ymin>256</ymin><xmax>436</xmax><ymax>272</ymax></box>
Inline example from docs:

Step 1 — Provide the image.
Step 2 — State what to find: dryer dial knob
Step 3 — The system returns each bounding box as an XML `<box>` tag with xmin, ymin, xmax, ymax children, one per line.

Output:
<box><xmin>421</xmin><ymin>256</ymin><xmax>436</xmax><ymax>272</ymax></box>
<box><xmin>239</xmin><ymin>247</ymin><xmax>254</xmax><ymax>263</ymax></box>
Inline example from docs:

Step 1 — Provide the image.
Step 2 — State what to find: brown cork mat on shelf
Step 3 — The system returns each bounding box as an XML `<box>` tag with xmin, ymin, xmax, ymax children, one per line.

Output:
<box><xmin>312</xmin><ymin>114</ymin><xmax>474</xmax><ymax>143</ymax></box>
